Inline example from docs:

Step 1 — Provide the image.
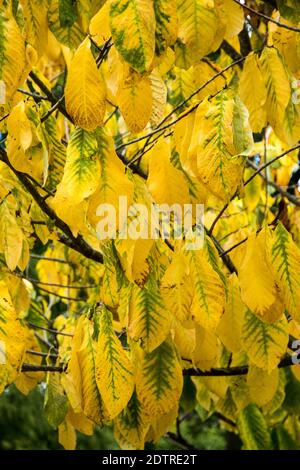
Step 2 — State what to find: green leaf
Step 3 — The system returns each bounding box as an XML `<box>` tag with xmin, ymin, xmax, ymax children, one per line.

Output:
<box><xmin>242</xmin><ymin>308</ymin><xmax>288</xmax><ymax>373</ymax></box>
<box><xmin>136</xmin><ymin>338</ymin><xmax>183</xmax><ymax>417</ymax></box>
<box><xmin>237</xmin><ymin>404</ymin><xmax>272</xmax><ymax>450</ymax></box>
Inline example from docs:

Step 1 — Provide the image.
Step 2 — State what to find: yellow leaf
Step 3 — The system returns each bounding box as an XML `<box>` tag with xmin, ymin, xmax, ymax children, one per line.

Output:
<box><xmin>19</xmin><ymin>0</ymin><xmax>48</xmax><ymax>56</ymax></box>
<box><xmin>67</xmin><ymin>408</ymin><xmax>94</xmax><ymax>436</ymax></box>
<box><xmin>117</xmin><ymin>69</ymin><xmax>152</xmax><ymax>133</ymax></box>
<box><xmin>0</xmin><ymin>201</ymin><xmax>23</xmax><ymax>271</ymax></box>
<box><xmin>177</xmin><ymin>0</ymin><xmax>221</xmax><ymax>65</ymax></box>
<box><xmin>110</xmin><ymin>0</ymin><xmax>155</xmax><ymax>73</ymax></box>
<box><xmin>193</xmin><ymin>324</ymin><xmax>221</xmax><ymax>370</ymax></box>
<box><xmin>239</xmin><ymin>53</ymin><xmax>268</xmax><ymax>133</ymax></box>
<box><xmin>128</xmin><ymin>279</ymin><xmax>171</xmax><ymax>353</ymax></box>
<box><xmin>149</xmin><ymin>70</ymin><xmax>167</xmax><ymax>127</ymax></box>
<box><xmin>259</xmin><ymin>47</ymin><xmax>291</xmax><ymax>140</ymax></box>
<box><xmin>146</xmin><ymin>405</ymin><xmax>178</xmax><ymax>443</ymax></box>
<box><xmin>54</xmin><ymin>127</ymin><xmax>101</xmax><ymax>204</ymax></box>
<box><xmin>89</xmin><ymin>2</ymin><xmax>111</xmax><ymax>46</ymax></box>
<box><xmin>223</xmin><ymin>0</ymin><xmax>244</xmax><ymax>40</ymax></box>
<box><xmin>0</xmin><ymin>281</ymin><xmax>29</xmax><ymax>394</ymax></box>
<box><xmin>160</xmin><ymin>252</ymin><xmax>193</xmax><ymax>322</ymax></box>
<box><xmin>238</xmin><ymin>229</ymin><xmax>278</xmax><ymax>318</ymax></box>
<box><xmin>7</xmin><ymin>101</ymin><xmax>32</xmax><ymax>152</ymax></box>
<box><xmin>114</xmin><ymin>391</ymin><xmax>149</xmax><ymax>449</ymax></box>
<box><xmin>65</xmin><ymin>37</ymin><xmax>106</xmax><ymax>130</ymax></box>
<box><xmin>188</xmin><ymin>249</ymin><xmax>225</xmax><ymax>330</ymax></box>
<box><xmin>247</xmin><ymin>365</ymin><xmax>279</xmax><ymax>407</ymax></box>
<box><xmin>0</xmin><ymin>7</ymin><xmax>26</xmax><ymax>103</ymax></box>
<box><xmin>217</xmin><ymin>273</ymin><xmax>246</xmax><ymax>354</ymax></box>
<box><xmin>96</xmin><ymin>305</ymin><xmax>134</xmax><ymax>419</ymax></box>
<box><xmin>147</xmin><ymin>140</ymin><xmax>190</xmax><ymax>205</ymax></box>
<box><xmin>58</xmin><ymin>418</ymin><xmax>76</xmax><ymax>450</ymax></box>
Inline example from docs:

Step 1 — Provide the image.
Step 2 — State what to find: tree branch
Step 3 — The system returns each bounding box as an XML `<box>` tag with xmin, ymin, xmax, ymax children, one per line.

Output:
<box><xmin>29</xmin><ymin>71</ymin><xmax>73</xmax><ymax>122</ymax></box>
<box><xmin>245</xmin><ymin>143</ymin><xmax>300</xmax><ymax>186</ymax></box>
<box><xmin>247</xmin><ymin>159</ymin><xmax>300</xmax><ymax>208</ymax></box>
<box><xmin>21</xmin><ymin>354</ymin><xmax>295</xmax><ymax>375</ymax></box>
<box><xmin>183</xmin><ymin>354</ymin><xmax>295</xmax><ymax>377</ymax></box>
<box><xmin>117</xmin><ymin>57</ymin><xmax>245</xmax><ymax>153</ymax></box>
<box><xmin>0</xmin><ymin>148</ymin><xmax>104</xmax><ymax>264</ymax></box>
<box><xmin>233</xmin><ymin>0</ymin><xmax>300</xmax><ymax>33</ymax></box>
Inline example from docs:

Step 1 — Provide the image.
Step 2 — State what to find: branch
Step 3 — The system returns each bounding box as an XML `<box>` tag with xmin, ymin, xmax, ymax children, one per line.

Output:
<box><xmin>21</xmin><ymin>363</ymin><xmax>66</xmax><ymax>372</ymax></box>
<box><xmin>166</xmin><ymin>432</ymin><xmax>198</xmax><ymax>451</ymax></box>
<box><xmin>26</xmin><ymin>349</ymin><xmax>58</xmax><ymax>359</ymax></box>
<box><xmin>233</xmin><ymin>0</ymin><xmax>300</xmax><ymax>33</ymax></box>
<box><xmin>32</xmin><ymin>285</ymin><xmax>82</xmax><ymax>302</ymax></box>
<box><xmin>247</xmin><ymin>159</ymin><xmax>300</xmax><ymax>208</ymax></box>
<box><xmin>21</xmin><ymin>354</ymin><xmax>295</xmax><ymax>375</ymax></box>
<box><xmin>117</xmin><ymin>57</ymin><xmax>245</xmax><ymax>153</ymax></box>
<box><xmin>183</xmin><ymin>354</ymin><xmax>295</xmax><ymax>377</ymax></box>
<box><xmin>29</xmin><ymin>71</ymin><xmax>73</xmax><ymax>122</ymax></box>
<box><xmin>206</xmin><ymin>230</ymin><xmax>237</xmax><ymax>274</ymax></box>
<box><xmin>221</xmin><ymin>40</ymin><xmax>243</xmax><ymax>64</ymax></box>
<box><xmin>25</xmin><ymin>277</ymin><xmax>97</xmax><ymax>290</ymax></box>
<box><xmin>245</xmin><ymin>143</ymin><xmax>300</xmax><ymax>186</ymax></box>
<box><xmin>28</xmin><ymin>322</ymin><xmax>73</xmax><ymax>337</ymax></box>
<box><xmin>0</xmin><ymin>148</ymin><xmax>104</xmax><ymax>264</ymax></box>
<box><xmin>41</xmin><ymin>95</ymin><xmax>65</xmax><ymax>122</ymax></box>
<box><xmin>17</xmin><ymin>88</ymin><xmax>48</xmax><ymax>101</ymax></box>
<box><xmin>220</xmin><ymin>236</ymin><xmax>248</xmax><ymax>256</ymax></box>
<box><xmin>30</xmin><ymin>254</ymin><xmax>69</xmax><ymax>264</ymax></box>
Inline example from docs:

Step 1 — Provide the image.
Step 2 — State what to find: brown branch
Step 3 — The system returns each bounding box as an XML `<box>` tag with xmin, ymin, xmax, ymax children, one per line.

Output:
<box><xmin>233</xmin><ymin>0</ymin><xmax>300</xmax><ymax>33</ymax></box>
<box><xmin>0</xmin><ymin>148</ymin><xmax>104</xmax><ymax>264</ymax></box>
<box><xmin>166</xmin><ymin>432</ymin><xmax>198</xmax><ymax>451</ymax></box>
<box><xmin>245</xmin><ymin>143</ymin><xmax>300</xmax><ymax>186</ymax></box>
<box><xmin>28</xmin><ymin>322</ymin><xmax>73</xmax><ymax>337</ymax></box>
<box><xmin>221</xmin><ymin>40</ymin><xmax>243</xmax><ymax>64</ymax></box>
<box><xmin>21</xmin><ymin>363</ymin><xmax>66</xmax><ymax>372</ymax></box>
<box><xmin>21</xmin><ymin>354</ymin><xmax>295</xmax><ymax>375</ymax></box>
<box><xmin>26</xmin><ymin>277</ymin><xmax>97</xmax><ymax>290</ymax></box>
<box><xmin>26</xmin><ymin>349</ymin><xmax>58</xmax><ymax>359</ymax></box>
<box><xmin>33</xmin><ymin>285</ymin><xmax>81</xmax><ymax>302</ymax></box>
<box><xmin>17</xmin><ymin>88</ymin><xmax>48</xmax><ymax>101</ymax></box>
<box><xmin>29</xmin><ymin>71</ymin><xmax>73</xmax><ymax>122</ymax></box>
<box><xmin>0</xmin><ymin>113</ymin><xmax>9</xmax><ymax>124</ymax></box>
<box><xmin>41</xmin><ymin>95</ymin><xmax>65</xmax><ymax>122</ymax></box>
<box><xmin>30</xmin><ymin>254</ymin><xmax>69</xmax><ymax>264</ymax></box>
<box><xmin>247</xmin><ymin>159</ymin><xmax>300</xmax><ymax>208</ymax></box>
<box><xmin>183</xmin><ymin>354</ymin><xmax>295</xmax><ymax>377</ymax></box>
<box><xmin>206</xmin><ymin>231</ymin><xmax>237</xmax><ymax>274</ymax></box>
<box><xmin>221</xmin><ymin>236</ymin><xmax>248</xmax><ymax>256</ymax></box>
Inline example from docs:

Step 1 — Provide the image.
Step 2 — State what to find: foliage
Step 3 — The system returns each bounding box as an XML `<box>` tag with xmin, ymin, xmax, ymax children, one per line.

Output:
<box><xmin>0</xmin><ymin>0</ymin><xmax>299</xmax><ymax>451</ymax></box>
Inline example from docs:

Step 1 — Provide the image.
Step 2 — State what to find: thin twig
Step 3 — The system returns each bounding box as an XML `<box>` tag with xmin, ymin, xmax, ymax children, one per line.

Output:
<box><xmin>21</xmin><ymin>354</ymin><xmax>296</xmax><ymax>376</ymax></box>
<box><xmin>30</xmin><ymin>254</ymin><xmax>69</xmax><ymax>264</ymax></box>
<box><xmin>26</xmin><ymin>277</ymin><xmax>97</xmax><ymax>290</ymax></box>
<box><xmin>116</xmin><ymin>58</ymin><xmax>245</xmax><ymax>153</ymax></box>
<box><xmin>17</xmin><ymin>88</ymin><xmax>48</xmax><ymax>100</ymax></box>
<box><xmin>26</xmin><ymin>349</ymin><xmax>58</xmax><ymax>359</ymax></box>
<box><xmin>41</xmin><ymin>95</ymin><xmax>65</xmax><ymax>122</ymax></box>
<box><xmin>28</xmin><ymin>322</ymin><xmax>73</xmax><ymax>337</ymax></box>
<box><xmin>245</xmin><ymin>143</ymin><xmax>300</xmax><ymax>186</ymax></box>
<box><xmin>33</xmin><ymin>285</ymin><xmax>81</xmax><ymax>302</ymax></box>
